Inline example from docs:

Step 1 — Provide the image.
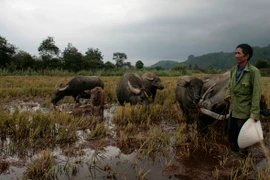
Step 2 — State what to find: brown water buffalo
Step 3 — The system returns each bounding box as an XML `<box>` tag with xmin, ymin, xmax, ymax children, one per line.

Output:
<box><xmin>89</xmin><ymin>86</ymin><xmax>105</xmax><ymax>117</ymax></box>
<box><xmin>51</xmin><ymin>76</ymin><xmax>104</xmax><ymax>105</ymax></box>
<box><xmin>116</xmin><ymin>73</ymin><xmax>150</xmax><ymax>106</ymax></box>
<box><xmin>198</xmin><ymin>71</ymin><xmax>269</xmax><ymax>133</ymax></box>
<box><xmin>175</xmin><ymin>75</ymin><xmax>204</xmax><ymax>125</ymax></box>
<box><xmin>141</xmin><ymin>72</ymin><xmax>164</xmax><ymax>101</ymax></box>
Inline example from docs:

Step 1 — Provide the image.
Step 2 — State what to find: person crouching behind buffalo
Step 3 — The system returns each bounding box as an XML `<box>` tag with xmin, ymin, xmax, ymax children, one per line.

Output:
<box><xmin>225</xmin><ymin>44</ymin><xmax>262</xmax><ymax>154</ymax></box>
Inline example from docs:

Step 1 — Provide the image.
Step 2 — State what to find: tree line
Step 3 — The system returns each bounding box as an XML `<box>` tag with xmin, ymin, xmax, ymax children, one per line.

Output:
<box><xmin>0</xmin><ymin>35</ymin><xmax>145</xmax><ymax>72</ymax></box>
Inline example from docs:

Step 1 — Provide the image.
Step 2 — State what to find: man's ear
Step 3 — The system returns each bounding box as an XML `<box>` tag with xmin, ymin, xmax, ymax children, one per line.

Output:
<box><xmin>245</xmin><ymin>54</ymin><xmax>250</xmax><ymax>60</ymax></box>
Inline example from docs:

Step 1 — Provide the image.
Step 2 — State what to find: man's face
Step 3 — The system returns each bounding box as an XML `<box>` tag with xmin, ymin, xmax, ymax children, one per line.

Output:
<box><xmin>235</xmin><ymin>47</ymin><xmax>249</xmax><ymax>65</ymax></box>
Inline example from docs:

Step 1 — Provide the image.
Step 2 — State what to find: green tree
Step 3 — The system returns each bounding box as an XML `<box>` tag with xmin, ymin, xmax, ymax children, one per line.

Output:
<box><xmin>62</xmin><ymin>43</ymin><xmax>83</xmax><ymax>72</ymax></box>
<box><xmin>124</xmin><ymin>61</ymin><xmax>132</xmax><ymax>69</ymax></box>
<box><xmin>193</xmin><ymin>64</ymin><xmax>199</xmax><ymax>70</ymax></box>
<box><xmin>0</xmin><ymin>35</ymin><xmax>16</xmax><ymax>68</ymax></box>
<box><xmin>38</xmin><ymin>36</ymin><xmax>60</xmax><ymax>58</ymax></box>
<box><xmin>254</xmin><ymin>59</ymin><xmax>269</xmax><ymax>69</ymax></box>
<box><xmin>38</xmin><ymin>36</ymin><xmax>60</xmax><ymax>69</ymax></box>
<box><xmin>12</xmin><ymin>51</ymin><xmax>35</xmax><ymax>70</ymax></box>
<box><xmin>113</xmin><ymin>52</ymin><xmax>127</xmax><ymax>68</ymax></box>
<box><xmin>32</xmin><ymin>56</ymin><xmax>43</xmax><ymax>71</ymax></box>
<box><xmin>83</xmin><ymin>48</ymin><xmax>104</xmax><ymax>70</ymax></box>
<box><xmin>135</xmin><ymin>60</ymin><xmax>144</xmax><ymax>69</ymax></box>
<box><xmin>154</xmin><ymin>66</ymin><xmax>164</xmax><ymax>70</ymax></box>
<box><xmin>104</xmin><ymin>61</ymin><xmax>115</xmax><ymax>70</ymax></box>
<box><xmin>171</xmin><ymin>65</ymin><xmax>187</xmax><ymax>71</ymax></box>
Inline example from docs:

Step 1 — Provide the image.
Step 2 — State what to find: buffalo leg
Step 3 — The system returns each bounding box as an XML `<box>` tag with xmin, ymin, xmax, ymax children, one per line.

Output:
<box><xmin>197</xmin><ymin>114</ymin><xmax>215</xmax><ymax>134</ymax></box>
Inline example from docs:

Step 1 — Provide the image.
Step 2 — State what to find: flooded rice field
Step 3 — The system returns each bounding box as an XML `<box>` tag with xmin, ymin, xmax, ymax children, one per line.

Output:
<box><xmin>0</xmin><ymin>98</ymin><xmax>270</xmax><ymax>180</ymax></box>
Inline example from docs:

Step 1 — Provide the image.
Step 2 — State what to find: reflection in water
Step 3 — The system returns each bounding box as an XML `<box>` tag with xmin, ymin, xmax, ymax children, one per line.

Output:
<box><xmin>56</xmin><ymin>146</ymin><xmax>175</xmax><ymax>180</ymax></box>
<box><xmin>0</xmin><ymin>143</ymin><xmax>173</xmax><ymax>179</ymax></box>
<box><xmin>0</xmin><ymin>101</ymin><xmax>176</xmax><ymax>180</ymax></box>
<box><xmin>1</xmin><ymin>101</ymin><xmax>269</xmax><ymax>179</ymax></box>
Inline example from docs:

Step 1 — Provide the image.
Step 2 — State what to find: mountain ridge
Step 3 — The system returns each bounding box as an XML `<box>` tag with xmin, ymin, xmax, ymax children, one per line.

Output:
<box><xmin>150</xmin><ymin>45</ymin><xmax>270</xmax><ymax>70</ymax></box>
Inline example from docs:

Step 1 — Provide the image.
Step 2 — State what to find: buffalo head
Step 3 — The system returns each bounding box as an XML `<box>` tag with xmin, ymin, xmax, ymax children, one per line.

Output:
<box><xmin>141</xmin><ymin>72</ymin><xmax>164</xmax><ymax>101</ymax></box>
<box><xmin>175</xmin><ymin>76</ymin><xmax>204</xmax><ymax>124</ymax></box>
<box><xmin>116</xmin><ymin>73</ymin><xmax>151</xmax><ymax>106</ymax></box>
<box><xmin>177</xmin><ymin>76</ymin><xmax>203</xmax><ymax>104</ymax></box>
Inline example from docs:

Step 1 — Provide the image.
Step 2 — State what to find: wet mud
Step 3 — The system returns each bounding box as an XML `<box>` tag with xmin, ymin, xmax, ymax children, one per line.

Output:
<box><xmin>0</xmin><ymin>98</ymin><xmax>269</xmax><ymax>180</ymax></box>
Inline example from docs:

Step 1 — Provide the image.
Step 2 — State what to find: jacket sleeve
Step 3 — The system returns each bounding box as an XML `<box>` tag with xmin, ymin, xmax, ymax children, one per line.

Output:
<box><xmin>250</xmin><ymin>70</ymin><xmax>262</xmax><ymax>120</ymax></box>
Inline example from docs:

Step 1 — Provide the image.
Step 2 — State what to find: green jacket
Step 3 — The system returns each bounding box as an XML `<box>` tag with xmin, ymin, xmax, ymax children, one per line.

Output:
<box><xmin>225</xmin><ymin>62</ymin><xmax>262</xmax><ymax>120</ymax></box>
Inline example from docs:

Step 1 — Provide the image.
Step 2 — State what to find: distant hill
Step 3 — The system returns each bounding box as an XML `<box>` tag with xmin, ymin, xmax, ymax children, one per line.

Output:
<box><xmin>150</xmin><ymin>45</ymin><xmax>270</xmax><ymax>70</ymax></box>
<box><xmin>150</xmin><ymin>60</ymin><xmax>180</xmax><ymax>69</ymax></box>
<box><xmin>180</xmin><ymin>52</ymin><xmax>234</xmax><ymax>70</ymax></box>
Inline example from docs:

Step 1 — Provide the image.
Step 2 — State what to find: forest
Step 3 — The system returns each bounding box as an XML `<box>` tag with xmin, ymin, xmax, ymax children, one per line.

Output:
<box><xmin>1</xmin><ymin>34</ymin><xmax>270</xmax><ymax>77</ymax></box>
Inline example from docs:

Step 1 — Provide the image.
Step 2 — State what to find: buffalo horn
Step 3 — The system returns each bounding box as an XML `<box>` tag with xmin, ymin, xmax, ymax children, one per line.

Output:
<box><xmin>143</xmin><ymin>91</ymin><xmax>149</xmax><ymax>98</ymax></box>
<box><xmin>200</xmin><ymin>108</ymin><xmax>229</xmax><ymax>120</ymax></box>
<box><xmin>146</xmin><ymin>77</ymin><xmax>154</xmax><ymax>81</ymax></box>
<box><xmin>199</xmin><ymin>83</ymin><xmax>216</xmax><ymax>103</ymax></box>
<box><xmin>54</xmin><ymin>84</ymin><xmax>59</xmax><ymax>90</ymax></box>
<box><xmin>58</xmin><ymin>85</ymin><xmax>69</xmax><ymax>91</ymax></box>
<box><xmin>54</xmin><ymin>83</ymin><xmax>64</xmax><ymax>90</ymax></box>
<box><xmin>128</xmin><ymin>81</ymin><xmax>141</xmax><ymax>94</ymax></box>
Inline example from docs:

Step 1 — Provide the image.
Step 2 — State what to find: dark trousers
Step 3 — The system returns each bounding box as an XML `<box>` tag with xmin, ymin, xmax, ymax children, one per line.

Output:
<box><xmin>227</xmin><ymin>116</ymin><xmax>247</xmax><ymax>152</ymax></box>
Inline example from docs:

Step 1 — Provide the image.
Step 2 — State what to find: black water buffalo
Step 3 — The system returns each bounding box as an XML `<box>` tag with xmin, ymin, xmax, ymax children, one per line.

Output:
<box><xmin>198</xmin><ymin>71</ymin><xmax>269</xmax><ymax>133</ymax></box>
<box><xmin>51</xmin><ymin>76</ymin><xmax>104</xmax><ymax>105</ymax></box>
<box><xmin>116</xmin><ymin>73</ymin><xmax>150</xmax><ymax>105</ymax></box>
<box><xmin>141</xmin><ymin>72</ymin><xmax>164</xmax><ymax>101</ymax></box>
<box><xmin>175</xmin><ymin>76</ymin><xmax>204</xmax><ymax>124</ymax></box>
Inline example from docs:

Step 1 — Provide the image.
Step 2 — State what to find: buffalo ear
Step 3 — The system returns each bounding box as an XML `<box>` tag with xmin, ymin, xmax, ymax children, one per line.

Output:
<box><xmin>177</xmin><ymin>76</ymin><xmax>195</xmax><ymax>87</ymax></box>
<box><xmin>178</xmin><ymin>79</ymin><xmax>189</xmax><ymax>87</ymax></box>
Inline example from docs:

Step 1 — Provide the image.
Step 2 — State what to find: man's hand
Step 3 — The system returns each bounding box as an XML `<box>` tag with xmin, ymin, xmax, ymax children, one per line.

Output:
<box><xmin>252</xmin><ymin>118</ymin><xmax>259</xmax><ymax>122</ymax></box>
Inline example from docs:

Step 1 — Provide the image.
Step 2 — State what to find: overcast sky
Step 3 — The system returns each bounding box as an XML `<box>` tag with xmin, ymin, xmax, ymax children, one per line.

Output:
<box><xmin>1</xmin><ymin>0</ymin><xmax>270</xmax><ymax>66</ymax></box>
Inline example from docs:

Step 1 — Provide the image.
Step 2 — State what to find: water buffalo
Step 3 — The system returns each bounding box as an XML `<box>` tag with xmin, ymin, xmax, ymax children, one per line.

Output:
<box><xmin>51</xmin><ymin>76</ymin><xmax>104</xmax><ymax>105</ymax></box>
<box><xmin>199</xmin><ymin>71</ymin><xmax>230</xmax><ymax>119</ymax></box>
<box><xmin>198</xmin><ymin>71</ymin><xmax>269</xmax><ymax>133</ymax></box>
<box><xmin>175</xmin><ymin>75</ymin><xmax>204</xmax><ymax>124</ymax></box>
<box><xmin>89</xmin><ymin>86</ymin><xmax>105</xmax><ymax>117</ymax></box>
<box><xmin>141</xmin><ymin>72</ymin><xmax>164</xmax><ymax>101</ymax></box>
<box><xmin>116</xmin><ymin>73</ymin><xmax>150</xmax><ymax>105</ymax></box>
<box><xmin>260</xmin><ymin>95</ymin><xmax>270</xmax><ymax>116</ymax></box>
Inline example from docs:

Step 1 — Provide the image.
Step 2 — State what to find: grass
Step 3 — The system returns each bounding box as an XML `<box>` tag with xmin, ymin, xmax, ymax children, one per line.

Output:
<box><xmin>23</xmin><ymin>149</ymin><xmax>57</xmax><ymax>180</ymax></box>
<box><xmin>0</xmin><ymin>75</ymin><xmax>269</xmax><ymax>179</ymax></box>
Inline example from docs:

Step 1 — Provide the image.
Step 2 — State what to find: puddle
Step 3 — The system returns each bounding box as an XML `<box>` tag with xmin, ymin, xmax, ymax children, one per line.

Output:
<box><xmin>0</xmin><ymin>100</ymin><xmax>269</xmax><ymax>179</ymax></box>
<box><xmin>0</xmin><ymin>101</ymin><xmax>177</xmax><ymax>179</ymax></box>
<box><xmin>7</xmin><ymin>100</ymin><xmax>50</xmax><ymax>113</ymax></box>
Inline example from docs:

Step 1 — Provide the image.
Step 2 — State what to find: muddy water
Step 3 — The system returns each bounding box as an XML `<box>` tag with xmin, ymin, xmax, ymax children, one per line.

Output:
<box><xmin>0</xmin><ymin>101</ymin><xmax>269</xmax><ymax>179</ymax></box>
<box><xmin>0</xmin><ymin>101</ymin><xmax>179</xmax><ymax>180</ymax></box>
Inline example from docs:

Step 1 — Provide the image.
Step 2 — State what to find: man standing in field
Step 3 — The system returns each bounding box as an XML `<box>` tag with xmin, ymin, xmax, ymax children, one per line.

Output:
<box><xmin>225</xmin><ymin>44</ymin><xmax>262</xmax><ymax>153</ymax></box>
